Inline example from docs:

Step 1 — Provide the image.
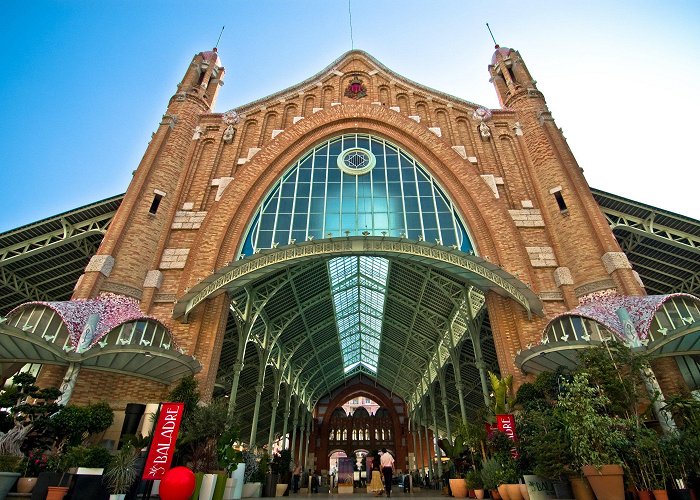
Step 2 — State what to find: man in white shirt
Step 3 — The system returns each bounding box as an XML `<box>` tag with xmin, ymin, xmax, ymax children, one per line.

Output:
<box><xmin>379</xmin><ymin>448</ymin><xmax>395</xmax><ymax>497</ymax></box>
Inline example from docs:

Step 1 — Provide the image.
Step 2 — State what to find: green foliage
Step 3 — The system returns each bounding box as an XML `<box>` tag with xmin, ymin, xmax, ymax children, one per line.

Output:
<box><xmin>576</xmin><ymin>345</ymin><xmax>647</xmax><ymax>418</ymax></box>
<box><xmin>168</xmin><ymin>375</ymin><xmax>200</xmax><ymax>418</ymax></box>
<box><xmin>119</xmin><ymin>433</ymin><xmax>150</xmax><ymax>450</ymax></box>
<box><xmin>253</xmin><ymin>452</ymin><xmax>270</xmax><ymax>482</ymax></box>
<box><xmin>464</xmin><ymin>469</ymin><xmax>483</xmax><ymax>489</ymax></box>
<box><xmin>488</xmin><ymin>372</ymin><xmax>513</xmax><ymax>417</ymax></box>
<box><xmin>517</xmin><ymin>408</ymin><xmax>571</xmax><ymax>480</ymax></box>
<box><xmin>49</xmin><ymin>402</ymin><xmax>114</xmax><ymax>448</ymax></box>
<box><xmin>623</xmin><ymin>425</ymin><xmax>667</xmax><ymax>490</ymax></box>
<box><xmin>179</xmin><ymin>398</ymin><xmax>236</xmax><ymax>472</ymax></box>
<box><xmin>0</xmin><ymin>373</ymin><xmax>62</xmax><ymax>457</ymax></box>
<box><xmin>103</xmin><ymin>444</ymin><xmax>139</xmax><ymax>494</ymax></box>
<box><xmin>0</xmin><ymin>455</ymin><xmax>22</xmax><ymax>472</ymax></box>
<box><xmin>557</xmin><ymin>372</ymin><xmax>627</xmax><ymax>468</ymax></box>
<box><xmin>479</xmin><ymin>458</ymin><xmax>502</xmax><ymax>490</ymax></box>
<box><xmin>62</xmin><ymin>445</ymin><xmax>113</xmax><ymax>469</ymax></box>
<box><xmin>217</xmin><ymin>422</ymin><xmax>242</xmax><ymax>474</ymax></box>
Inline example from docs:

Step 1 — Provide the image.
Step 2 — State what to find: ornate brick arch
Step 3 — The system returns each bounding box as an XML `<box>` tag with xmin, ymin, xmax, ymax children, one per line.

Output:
<box><xmin>171</xmin><ymin>102</ymin><xmax>542</xmax><ymax>396</ymax></box>
<box><xmin>180</xmin><ymin>103</ymin><xmax>533</xmax><ymax>294</ymax></box>
<box><xmin>315</xmin><ymin>381</ymin><xmax>405</xmax><ymax>472</ymax></box>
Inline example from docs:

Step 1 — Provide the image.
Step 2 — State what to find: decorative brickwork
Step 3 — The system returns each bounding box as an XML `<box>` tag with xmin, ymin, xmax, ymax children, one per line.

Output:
<box><xmin>60</xmin><ymin>46</ymin><xmax>680</xmax><ymax>421</ymax></box>
<box><xmin>575</xmin><ymin>280</ymin><xmax>618</xmax><ymax>299</ymax></box>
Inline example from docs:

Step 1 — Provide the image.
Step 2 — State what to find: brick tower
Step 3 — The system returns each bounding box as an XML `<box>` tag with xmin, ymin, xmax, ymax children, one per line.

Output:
<box><xmin>74</xmin><ymin>49</ymin><xmax>225</xmax><ymax>304</ymax></box>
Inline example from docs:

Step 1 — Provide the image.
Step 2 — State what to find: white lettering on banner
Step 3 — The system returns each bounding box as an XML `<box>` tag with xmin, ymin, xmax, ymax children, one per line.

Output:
<box><xmin>142</xmin><ymin>402</ymin><xmax>184</xmax><ymax>480</ymax></box>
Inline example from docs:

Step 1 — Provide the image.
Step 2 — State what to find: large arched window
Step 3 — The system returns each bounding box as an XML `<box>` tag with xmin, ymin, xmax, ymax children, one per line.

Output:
<box><xmin>239</xmin><ymin>133</ymin><xmax>474</xmax><ymax>256</ymax></box>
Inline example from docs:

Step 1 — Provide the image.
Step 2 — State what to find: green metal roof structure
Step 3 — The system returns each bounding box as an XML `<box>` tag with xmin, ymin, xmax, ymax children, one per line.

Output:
<box><xmin>1</xmin><ymin>188</ymin><xmax>698</xmax><ymax>442</ymax></box>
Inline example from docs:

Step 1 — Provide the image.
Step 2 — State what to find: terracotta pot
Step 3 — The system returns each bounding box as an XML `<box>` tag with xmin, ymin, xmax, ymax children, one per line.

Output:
<box><xmin>474</xmin><ymin>489</ymin><xmax>485</xmax><ymax>499</ymax></box>
<box><xmin>506</xmin><ymin>483</ymin><xmax>523</xmax><ymax>500</ymax></box>
<box><xmin>569</xmin><ymin>476</ymin><xmax>595</xmax><ymax>500</ymax></box>
<box><xmin>491</xmin><ymin>489</ymin><xmax>502</xmax><ymax>500</ymax></box>
<box><xmin>17</xmin><ymin>476</ymin><xmax>38</xmax><ymax>493</ymax></box>
<box><xmin>653</xmin><ymin>490</ymin><xmax>669</xmax><ymax>500</ymax></box>
<box><xmin>581</xmin><ymin>465</ymin><xmax>625</xmax><ymax>500</ymax></box>
<box><xmin>498</xmin><ymin>484</ymin><xmax>512</xmax><ymax>500</ymax></box>
<box><xmin>638</xmin><ymin>490</ymin><xmax>653</xmax><ymax>500</ymax></box>
<box><xmin>47</xmin><ymin>485</ymin><xmax>70</xmax><ymax>500</ymax></box>
<box><xmin>519</xmin><ymin>483</ymin><xmax>530</xmax><ymax>500</ymax></box>
<box><xmin>450</xmin><ymin>479</ymin><xmax>468</xmax><ymax>498</ymax></box>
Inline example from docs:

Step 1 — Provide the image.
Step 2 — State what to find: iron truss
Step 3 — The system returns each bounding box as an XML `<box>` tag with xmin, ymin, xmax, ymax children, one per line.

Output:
<box><xmin>0</xmin><ymin>195</ymin><xmax>121</xmax><ymax>315</ymax></box>
<box><xmin>1</xmin><ymin>189</ymin><xmax>699</xmax><ymax>442</ymax></box>
<box><xmin>592</xmin><ymin>188</ymin><xmax>700</xmax><ymax>297</ymax></box>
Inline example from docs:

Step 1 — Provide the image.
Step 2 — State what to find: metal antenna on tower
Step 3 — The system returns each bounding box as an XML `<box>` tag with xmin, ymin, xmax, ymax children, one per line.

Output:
<box><xmin>215</xmin><ymin>26</ymin><xmax>225</xmax><ymax>50</ymax></box>
<box><xmin>348</xmin><ymin>0</ymin><xmax>355</xmax><ymax>49</ymax></box>
<box><xmin>486</xmin><ymin>23</ymin><xmax>498</xmax><ymax>47</ymax></box>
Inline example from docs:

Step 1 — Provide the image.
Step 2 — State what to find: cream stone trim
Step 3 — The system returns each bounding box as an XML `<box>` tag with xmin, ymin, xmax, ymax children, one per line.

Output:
<box><xmin>85</xmin><ymin>255</ymin><xmax>115</xmax><ymax>277</ymax></box>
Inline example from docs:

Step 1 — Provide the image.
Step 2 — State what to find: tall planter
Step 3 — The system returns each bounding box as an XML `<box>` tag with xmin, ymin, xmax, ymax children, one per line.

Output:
<box><xmin>0</xmin><ymin>471</ymin><xmax>19</xmax><ymax>499</ymax></box>
<box><xmin>581</xmin><ymin>465</ymin><xmax>625</xmax><ymax>500</ymax></box>
<box><xmin>569</xmin><ymin>476</ymin><xmax>594</xmax><ymax>500</ymax></box>
<box><xmin>46</xmin><ymin>486</ymin><xmax>70</xmax><ymax>500</ymax></box>
<box><xmin>263</xmin><ymin>474</ymin><xmax>279</xmax><ymax>498</ymax></box>
<box><xmin>450</xmin><ymin>478</ymin><xmax>468</xmax><ymax>498</ymax></box>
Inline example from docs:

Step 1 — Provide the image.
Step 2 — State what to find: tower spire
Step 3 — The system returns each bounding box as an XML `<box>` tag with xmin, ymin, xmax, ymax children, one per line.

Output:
<box><xmin>215</xmin><ymin>25</ymin><xmax>225</xmax><ymax>50</ymax></box>
<box><xmin>486</xmin><ymin>23</ymin><xmax>498</xmax><ymax>48</ymax></box>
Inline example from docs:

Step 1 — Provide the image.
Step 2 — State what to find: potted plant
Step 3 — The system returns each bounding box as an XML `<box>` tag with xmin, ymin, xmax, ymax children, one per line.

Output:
<box><xmin>465</xmin><ymin>469</ymin><xmax>485</xmax><ymax>499</ymax></box>
<box><xmin>557</xmin><ymin>372</ymin><xmax>629</xmax><ymax>500</ymax></box>
<box><xmin>0</xmin><ymin>372</ymin><xmax>61</xmax><ymax>497</ymax></box>
<box><xmin>103</xmin><ymin>443</ymin><xmax>139</xmax><ymax>500</ymax></box>
<box><xmin>14</xmin><ymin>449</ymin><xmax>48</xmax><ymax>493</ymax></box>
<box><xmin>169</xmin><ymin>376</ymin><xmax>236</xmax><ymax>500</ymax></box>
<box><xmin>273</xmin><ymin>448</ymin><xmax>293</xmax><ymax>496</ymax></box>
<box><xmin>661</xmin><ymin>394</ymin><xmax>700</xmax><ymax>498</ymax></box>
<box><xmin>216</xmin><ymin>424</ymin><xmax>242</xmax><ymax>500</ymax></box>
<box><xmin>480</xmin><ymin>458</ymin><xmax>503</xmax><ymax>499</ymax></box>
<box><xmin>438</xmin><ymin>426</ymin><xmax>470</xmax><ymax>498</ymax></box>
<box><xmin>241</xmin><ymin>448</ymin><xmax>264</xmax><ymax>498</ymax></box>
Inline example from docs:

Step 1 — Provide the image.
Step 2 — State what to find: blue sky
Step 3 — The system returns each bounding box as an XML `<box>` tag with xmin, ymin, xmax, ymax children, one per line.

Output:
<box><xmin>1</xmin><ymin>1</ymin><xmax>699</xmax><ymax>232</ymax></box>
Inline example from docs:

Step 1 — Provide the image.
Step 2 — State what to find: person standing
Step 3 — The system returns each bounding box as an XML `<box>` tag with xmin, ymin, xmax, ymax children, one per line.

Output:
<box><xmin>379</xmin><ymin>449</ymin><xmax>395</xmax><ymax>497</ymax></box>
<box><xmin>293</xmin><ymin>462</ymin><xmax>302</xmax><ymax>493</ymax></box>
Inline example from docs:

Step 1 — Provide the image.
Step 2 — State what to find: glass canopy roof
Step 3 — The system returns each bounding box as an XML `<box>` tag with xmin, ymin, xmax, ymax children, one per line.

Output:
<box><xmin>328</xmin><ymin>256</ymin><xmax>389</xmax><ymax>373</ymax></box>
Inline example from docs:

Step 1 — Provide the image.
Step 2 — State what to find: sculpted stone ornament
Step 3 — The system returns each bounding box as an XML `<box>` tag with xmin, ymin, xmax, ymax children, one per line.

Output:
<box><xmin>192</xmin><ymin>126</ymin><xmax>203</xmax><ymax>140</ymax></box>
<box><xmin>344</xmin><ymin>76</ymin><xmax>367</xmax><ymax>100</ymax></box>
<box><xmin>223</xmin><ymin>124</ymin><xmax>235</xmax><ymax>144</ymax></box>
<box><xmin>479</xmin><ymin>121</ymin><xmax>491</xmax><ymax>139</ymax></box>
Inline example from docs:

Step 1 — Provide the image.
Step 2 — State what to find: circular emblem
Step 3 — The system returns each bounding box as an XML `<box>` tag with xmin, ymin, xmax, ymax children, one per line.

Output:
<box><xmin>337</xmin><ymin>148</ymin><xmax>376</xmax><ymax>175</ymax></box>
<box><xmin>222</xmin><ymin>110</ymin><xmax>240</xmax><ymax>125</ymax></box>
<box><xmin>472</xmin><ymin>107</ymin><xmax>492</xmax><ymax>121</ymax></box>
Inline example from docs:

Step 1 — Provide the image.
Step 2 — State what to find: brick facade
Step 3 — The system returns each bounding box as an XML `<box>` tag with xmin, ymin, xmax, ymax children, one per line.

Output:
<box><xmin>52</xmin><ymin>47</ymin><xmax>687</xmax><ymax>450</ymax></box>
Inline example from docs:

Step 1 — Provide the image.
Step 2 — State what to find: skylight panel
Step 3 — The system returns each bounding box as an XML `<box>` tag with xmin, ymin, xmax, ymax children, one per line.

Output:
<box><xmin>329</xmin><ymin>256</ymin><xmax>389</xmax><ymax>373</ymax></box>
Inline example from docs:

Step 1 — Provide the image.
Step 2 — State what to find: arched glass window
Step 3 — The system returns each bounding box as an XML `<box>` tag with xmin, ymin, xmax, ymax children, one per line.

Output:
<box><xmin>239</xmin><ymin>133</ymin><xmax>474</xmax><ymax>256</ymax></box>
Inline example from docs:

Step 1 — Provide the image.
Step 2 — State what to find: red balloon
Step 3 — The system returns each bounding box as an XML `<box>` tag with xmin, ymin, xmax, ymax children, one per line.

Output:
<box><xmin>159</xmin><ymin>466</ymin><xmax>196</xmax><ymax>500</ymax></box>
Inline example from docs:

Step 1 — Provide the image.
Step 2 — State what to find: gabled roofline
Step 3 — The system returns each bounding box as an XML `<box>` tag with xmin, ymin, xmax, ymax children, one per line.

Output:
<box><xmin>222</xmin><ymin>49</ymin><xmax>498</xmax><ymax>116</ymax></box>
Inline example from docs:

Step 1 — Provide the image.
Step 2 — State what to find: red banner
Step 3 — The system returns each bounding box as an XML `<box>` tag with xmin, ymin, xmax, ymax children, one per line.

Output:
<box><xmin>496</xmin><ymin>414</ymin><xmax>518</xmax><ymax>458</ymax></box>
<box><xmin>142</xmin><ymin>402</ymin><xmax>184</xmax><ymax>480</ymax></box>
